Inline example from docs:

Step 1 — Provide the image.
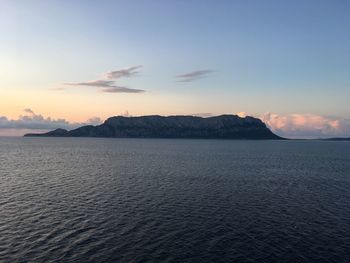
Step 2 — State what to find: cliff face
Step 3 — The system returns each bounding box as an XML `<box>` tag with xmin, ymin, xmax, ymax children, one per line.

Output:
<box><xmin>24</xmin><ymin>115</ymin><xmax>284</xmax><ymax>140</ymax></box>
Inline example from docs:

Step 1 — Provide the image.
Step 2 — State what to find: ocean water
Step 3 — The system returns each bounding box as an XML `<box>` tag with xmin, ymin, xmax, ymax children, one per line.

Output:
<box><xmin>0</xmin><ymin>138</ymin><xmax>350</xmax><ymax>263</ymax></box>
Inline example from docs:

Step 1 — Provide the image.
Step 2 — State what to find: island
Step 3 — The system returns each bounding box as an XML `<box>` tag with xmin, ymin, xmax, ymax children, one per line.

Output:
<box><xmin>24</xmin><ymin>114</ymin><xmax>284</xmax><ymax>140</ymax></box>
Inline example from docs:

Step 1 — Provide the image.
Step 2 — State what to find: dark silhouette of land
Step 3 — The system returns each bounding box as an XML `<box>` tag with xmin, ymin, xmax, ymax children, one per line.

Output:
<box><xmin>24</xmin><ymin>115</ymin><xmax>284</xmax><ymax>140</ymax></box>
<box><xmin>322</xmin><ymin>138</ymin><xmax>350</xmax><ymax>141</ymax></box>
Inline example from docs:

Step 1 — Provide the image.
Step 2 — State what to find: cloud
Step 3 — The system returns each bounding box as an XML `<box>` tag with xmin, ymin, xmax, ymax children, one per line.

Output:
<box><xmin>64</xmin><ymin>66</ymin><xmax>144</xmax><ymax>94</ymax></box>
<box><xmin>106</xmin><ymin>65</ymin><xmax>142</xmax><ymax>79</ymax></box>
<box><xmin>65</xmin><ymin>80</ymin><xmax>144</xmax><ymax>93</ymax></box>
<box><xmin>86</xmin><ymin>117</ymin><xmax>103</xmax><ymax>125</ymax></box>
<box><xmin>24</xmin><ymin>108</ymin><xmax>35</xmax><ymax>115</ymax></box>
<box><xmin>0</xmin><ymin>113</ymin><xmax>71</xmax><ymax>130</ymax></box>
<box><xmin>101</xmin><ymin>86</ymin><xmax>145</xmax><ymax>93</ymax></box>
<box><xmin>176</xmin><ymin>70</ymin><xmax>214</xmax><ymax>82</ymax></box>
<box><xmin>65</xmin><ymin>80</ymin><xmax>115</xmax><ymax>87</ymax></box>
<box><xmin>0</xmin><ymin>109</ymin><xmax>103</xmax><ymax>133</ymax></box>
<box><xmin>261</xmin><ymin>113</ymin><xmax>350</xmax><ymax>139</ymax></box>
<box><xmin>236</xmin><ymin>112</ymin><xmax>247</xmax><ymax>118</ymax></box>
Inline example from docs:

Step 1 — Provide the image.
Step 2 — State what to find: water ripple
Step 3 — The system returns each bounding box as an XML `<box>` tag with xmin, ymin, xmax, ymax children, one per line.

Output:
<box><xmin>1</xmin><ymin>138</ymin><xmax>350</xmax><ymax>262</ymax></box>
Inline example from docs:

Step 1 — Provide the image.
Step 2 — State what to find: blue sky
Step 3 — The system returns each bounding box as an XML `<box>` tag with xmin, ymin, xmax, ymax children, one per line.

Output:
<box><xmin>0</xmin><ymin>0</ymin><xmax>349</xmax><ymax>137</ymax></box>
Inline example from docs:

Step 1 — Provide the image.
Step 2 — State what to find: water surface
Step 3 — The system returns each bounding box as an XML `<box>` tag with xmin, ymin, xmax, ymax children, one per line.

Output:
<box><xmin>1</xmin><ymin>138</ymin><xmax>349</xmax><ymax>262</ymax></box>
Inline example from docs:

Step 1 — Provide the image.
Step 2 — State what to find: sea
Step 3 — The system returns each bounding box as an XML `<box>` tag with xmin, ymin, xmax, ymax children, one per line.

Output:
<box><xmin>0</xmin><ymin>137</ymin><xmax>349</xmax><ymax>262</ymax></box>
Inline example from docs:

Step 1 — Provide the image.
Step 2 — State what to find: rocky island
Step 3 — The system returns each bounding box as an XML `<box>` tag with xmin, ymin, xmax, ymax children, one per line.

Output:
<box><xmin>24</xmin><ymin>114</ymin><xmax>284</xmax><ymax>140</ymax></box>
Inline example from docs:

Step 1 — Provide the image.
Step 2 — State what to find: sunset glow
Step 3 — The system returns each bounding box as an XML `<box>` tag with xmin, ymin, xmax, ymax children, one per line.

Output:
<box><xmin>1</xmin><ymin>0</ymin><xmax>349</xmax><ymax>138</ymax></box>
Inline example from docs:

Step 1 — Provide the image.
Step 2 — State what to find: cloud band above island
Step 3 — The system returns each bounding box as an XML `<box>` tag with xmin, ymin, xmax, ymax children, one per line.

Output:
<box><xmin>1</xmin><ymin>109</ymin><xmax>349</xmax><ymax>139</ymax></box>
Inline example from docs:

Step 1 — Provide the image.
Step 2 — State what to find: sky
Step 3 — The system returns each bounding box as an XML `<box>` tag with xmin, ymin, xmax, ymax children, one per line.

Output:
<box><xmin>0</xmin><ymin>0</ymin><xmax>349</xmax><ymax>138</ymax></box>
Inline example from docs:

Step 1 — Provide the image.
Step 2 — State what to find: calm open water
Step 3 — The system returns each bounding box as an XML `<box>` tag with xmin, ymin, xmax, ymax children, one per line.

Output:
<box><xmin>0</xmin><ymin>138</ymin><xmax>350</xmax><ymax>263</ymax></box>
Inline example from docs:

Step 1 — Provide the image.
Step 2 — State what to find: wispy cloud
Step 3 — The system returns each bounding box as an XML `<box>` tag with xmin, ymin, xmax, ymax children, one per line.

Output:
<box><xmin>65</xmin><ymin>80</ymin><xmax>115</xmax><ymax>87</ymax></box>
<box><xmin>101</xmin><ymin>86</ymin><xmax>145</xmax><ymax>93</ymax></box>
<box><xmin>106</xmin><ymin>65</ymin><xmax>142</xmax><ymax>79</ymax></box>
<box><xmin>64</xmin><ymin>66</ymin><xmax>145</xmax><ymax>93</ymax></box>
<box><xmin>65</xmin><ymin>80</ymin><xmax>145</xmax><ymax>93</ymax></box>
<box><xmin>176</xmin><ymin>70</ymin><xmax>214</xmax><ymax>82</ymax></box>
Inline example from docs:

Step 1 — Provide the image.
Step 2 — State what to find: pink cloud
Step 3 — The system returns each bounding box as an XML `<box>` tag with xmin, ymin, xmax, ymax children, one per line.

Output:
<box><xmin>261</xmin><ymin>113</ymin><xmax>350</xmax><ymax>139</ymax></box>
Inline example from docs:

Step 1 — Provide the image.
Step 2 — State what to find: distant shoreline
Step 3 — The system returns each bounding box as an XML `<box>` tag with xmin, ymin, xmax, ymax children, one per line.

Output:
<box><xmin>24</xmin><ymin>114</ymin><xmax>285</xmax><ymax>140</ymax></box>
<box><xmin>0</xmin><ymin>135</ymin><xmax>348</xmax><ymax>141</ymax></box>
